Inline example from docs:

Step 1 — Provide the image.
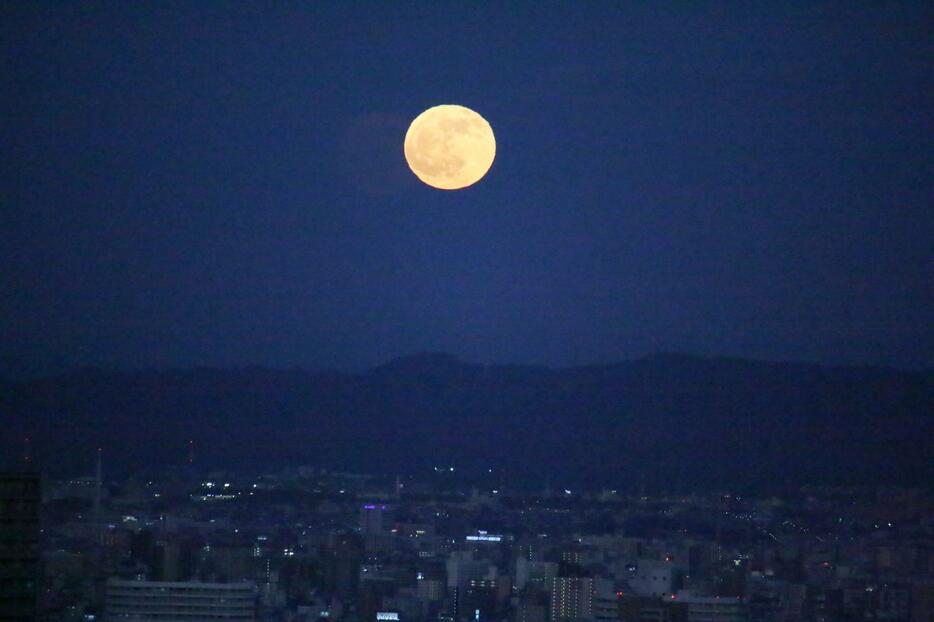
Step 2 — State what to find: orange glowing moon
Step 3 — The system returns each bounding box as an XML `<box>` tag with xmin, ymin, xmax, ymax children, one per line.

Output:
<box><xmin>403</xmin><ymin>105</ymin><xmax>496</xmax><ymax>190</ymax></box>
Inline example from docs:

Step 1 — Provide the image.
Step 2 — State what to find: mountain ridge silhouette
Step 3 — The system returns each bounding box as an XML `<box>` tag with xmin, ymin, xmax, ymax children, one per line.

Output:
<box><xmin>3</xmin><ymin>352</ymin><xmax>931</xmax><ymax>491</ymax></box>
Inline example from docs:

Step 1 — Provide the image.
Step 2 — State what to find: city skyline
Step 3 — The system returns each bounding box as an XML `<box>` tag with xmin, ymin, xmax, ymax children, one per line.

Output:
<box><xmin>2</xmin><ymin>4</ymin><xmax>932</xmax><ymax>619</ymax></box>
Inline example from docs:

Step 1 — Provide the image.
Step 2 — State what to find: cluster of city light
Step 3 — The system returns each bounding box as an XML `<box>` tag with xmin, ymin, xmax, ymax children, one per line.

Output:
<box><xmin>192</xmin><ymin>493</ymin><xmax>236</xmax><ymax>502</ymax></box>
<box><xmin>466</xmin><ymin>530</ymin><xmax>502</xmax><ymax>542</ymax></box>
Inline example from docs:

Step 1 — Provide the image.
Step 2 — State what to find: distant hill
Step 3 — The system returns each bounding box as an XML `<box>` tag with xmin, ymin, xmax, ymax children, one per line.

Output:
<box><xmin>2</xmin><ymin>353</ymin><xmax>931</xmax><ymax>491</ymax></box>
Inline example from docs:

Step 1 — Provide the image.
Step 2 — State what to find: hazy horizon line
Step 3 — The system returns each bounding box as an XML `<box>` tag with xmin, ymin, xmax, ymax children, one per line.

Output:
<box><xmin>3</xmin><ymin>349</ymin><xmax>931</xmax><ymax>382</ymax></box>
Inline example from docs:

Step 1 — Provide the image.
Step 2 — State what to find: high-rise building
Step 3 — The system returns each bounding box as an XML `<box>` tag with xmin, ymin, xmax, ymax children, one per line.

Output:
<box><xmin>516</xmin><ymin>588</ymin><xmax>549</xmax><ymax>622</ymax></box>
<box><xmin>327</xmin><ymin>531</ymin><xmax>364</xmax><ymax>599</ymax></box>
<box><xmin>446</xmin><ymin>552</ymin><xmax>496</xmax><ymax>589</ymax></box>
<box><xmin>0</xmin><ymin>472</ymin><xmax>41</xmax><ymax>622</ymax></box>
<box><xmin>630</xmin><ymin>560</ymin><xmax>682</xmax><ymax>598</ymax></box>
<box><xmin>360</xmin><ymin>504</ymin><xmax>386</xmax><ymax>536</ymax></box>
<box><xmin>516</xmin><ymin>558</ymin><xmax>558</xmax><ymax>591</ymax></box>
<box><xmin>550</xmin><ymin>577</ymin><xmax>593</xmax><ymax>621</ymax></box>
<box><xmin>591</xmin><ymin>578</ymin><xmax>619</xmax><ymax>621</ymax></box>
<box><xmin>446</xmin><ymin>552</ymin><xmax>498</xmax><ymax>621</ymax></box>
<box><xmin>618</xmin><ymin>595</ymin><xmax>688</xmax><ymax>622</ymax></box>
<box><xmin>674</xmin><ymin>592</ymin><xmax>747</xmax><ymax>622</ymax></box>
<box><xmin>105</xmin><ymin>579</ymin><xmax>257</xmax><ymax>621</ymax></box>
<box><xmin>416</xmin><ymin>567</ymin><xmax>446</xmax><ymax>603</ymax></box>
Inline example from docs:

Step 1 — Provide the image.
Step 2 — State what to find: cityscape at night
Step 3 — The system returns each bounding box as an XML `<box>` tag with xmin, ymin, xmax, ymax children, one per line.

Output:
<box><xmin>4</xmin><ymin>458</ymin><xmax>934</xmax><ymax>621</ymax></box>
<box><xmin>2</xmin><ymin>2</ymin><xmax>932</xmax><ymax>621</ymax></box>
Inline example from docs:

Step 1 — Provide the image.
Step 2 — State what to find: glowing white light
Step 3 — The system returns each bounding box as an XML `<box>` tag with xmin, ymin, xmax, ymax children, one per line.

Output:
<box><xmin>466</xmin><ymin>533</ymin><xmax>502</xmax><ymax>542</ymax></box>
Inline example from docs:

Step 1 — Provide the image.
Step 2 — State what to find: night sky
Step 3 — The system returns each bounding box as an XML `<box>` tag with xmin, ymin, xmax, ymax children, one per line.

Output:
<box><xmin>2</xmin><ymin>2</ymin><xmax>932</xmax><ymax>375</ymax></box>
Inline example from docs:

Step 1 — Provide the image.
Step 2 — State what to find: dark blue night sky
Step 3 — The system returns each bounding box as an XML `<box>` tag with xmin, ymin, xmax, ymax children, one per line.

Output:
<box><xmin>2</xmin><ymin>2</ymin><xmax>932</xmax><ymax>374</ymax></box>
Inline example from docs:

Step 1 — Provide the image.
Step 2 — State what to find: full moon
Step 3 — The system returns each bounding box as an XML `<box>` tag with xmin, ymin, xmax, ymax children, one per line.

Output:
<box><xmin>404</xmin><ymin>104</ymin><xmax>496</xmax><ymax>190</ymax></box>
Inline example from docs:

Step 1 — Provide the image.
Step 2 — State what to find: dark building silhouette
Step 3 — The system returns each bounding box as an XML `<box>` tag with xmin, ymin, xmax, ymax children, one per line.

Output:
<box><xmin>618</xmin><ymin>595</ymin><xmax>688</xmax><ymax>621</ymax></box>
<box><xmin>326</xmin><ymin>531</ymin><xmax>364</xmax><ymax>599</ymax></box>
<box><xmin>105</xmin><ymin>578</ymin><xmax>257</xmax><ymax>621</ymax></box>
<box><xmin>0</xmin><ymin>472</ymin><xmax>41</xmax><ymax>622</ymax></box>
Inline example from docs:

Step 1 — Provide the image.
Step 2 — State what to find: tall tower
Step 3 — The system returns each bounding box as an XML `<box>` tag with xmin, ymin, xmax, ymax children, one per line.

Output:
<box><xmin>94</xmin><ymin>447</ymin><xmax>103</xmax><ymax>516</ymax></box>
<box><xmin>187</xmin><ymin>439</ymin><xmax>195</xmax><ymax>466</ymax></box>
